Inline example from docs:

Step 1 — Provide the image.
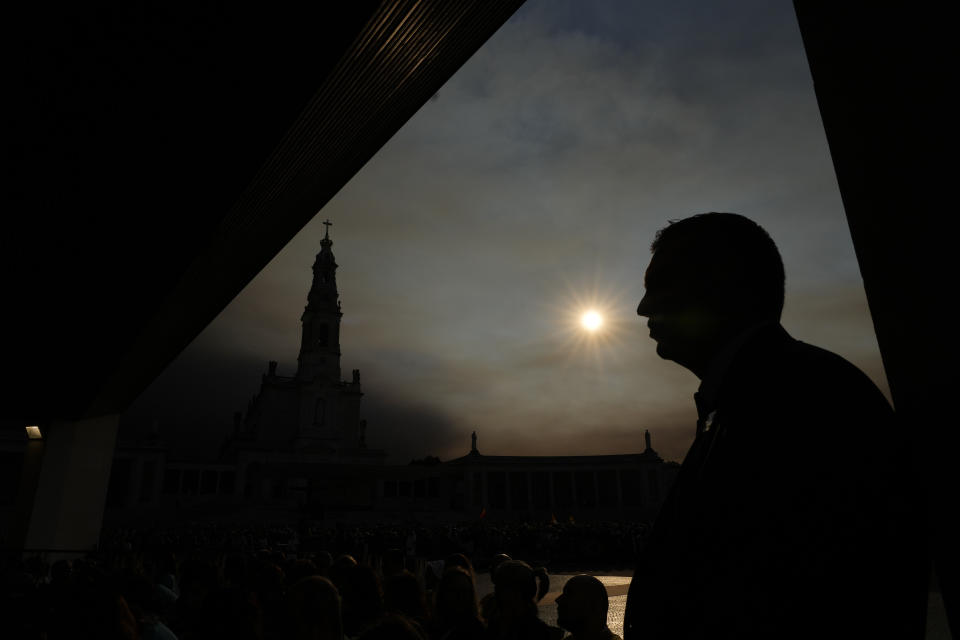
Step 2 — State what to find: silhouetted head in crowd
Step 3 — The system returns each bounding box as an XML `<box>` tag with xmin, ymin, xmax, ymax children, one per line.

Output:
<box><xmin>119</xmin><ymin>570</ymin><xmax>158</xmax><ymax>622</ymax></box>
<box><xmin>286</xmin><ymin>558</ymin><xmax>318</xmax><ymax>586</ymax></box>
<box><xmin>636</xmin><ymin>212</ymin><xmax>785</xmax><ymax>378</ymax></box>
<box><xmin>199</xmin><ymin>585</ymin><xmax>264</xmax><ymax>640</ymax></box>
<box><xmin>333</xmin><ymin>554</ymin><xmax>357</xmax><ymax>569</ymax></box>
<box><xmin>493</xmin><ymin>560</ymin><xmax>547</xmax><ymax>620</ymax></box>
<box><xmin>423</xmin><ymin>559</ymin><xmax>445</xmax><ymax>595</ymax></box>
<box><xmin>314</xmin><ymin>550</ymin><xmax>333</xmax><ymax>574</ymax></box>
<box><xmin>383</xmin><ymin>570</ymin><xmax>427</xmax><ymax>623</ymax></box>
<box><xmin>356</xmin><ymin>614</ymin><xmax>425</xmax><ymax>640</ymax></box>
<box><xmin>443</xmin><ymin>552</ymin><xmax>475</xmax><ymax>576</ymax></box>
<box><xmin>435</xmin><ymin>566</ymin><xmax>481</xmax><ymax>629</ymax></box>
<box><xmin>328</xmin><ymin>554</ymin><xmax>357</xmax><ymax>593</ymax></box>
<box><xmin>178</xmin><ymin>555</ymin><xmax>219</xmax><ymax>612</ymax></box>
<box><xmin>250</xmin><ymin>558</ymin><xmax>286</xmax><ymax>609</ymax></box>
<box><xmin>382</xmin><ymin>548</ymin><xmax>405</xmax><ymax>577</ymax></box>
<box><xmin>340</xmin><ymin>564</ymin><xmax>384</xmax><ymax>637</ymax></box>
<box><xmin>286</xmin><ymin>576</ymin><xmax>343</xmax><ymax>640</ymax></box>
<box><xmin>489</xmin><ymin>553</ymin><xmax>512</xmax><ymax>576</ymax></box>
<box><xmin>556</xmin><ymin>574</ymin><xmax>611</xmax><ymax>639</ymax></box>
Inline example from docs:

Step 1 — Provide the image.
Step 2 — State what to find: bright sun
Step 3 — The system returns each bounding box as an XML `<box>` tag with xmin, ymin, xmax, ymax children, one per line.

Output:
<box><xmin>581</xmin><ymin>309</ymin><xmax>603</xmax><ymax>332</ymax></box>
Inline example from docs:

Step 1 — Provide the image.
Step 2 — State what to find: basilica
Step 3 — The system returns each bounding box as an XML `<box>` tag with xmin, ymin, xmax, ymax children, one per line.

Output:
<box><xmin>101</xmin><ymin>226</ymin><xmax>678</xmax><ymax>524</ymax></box>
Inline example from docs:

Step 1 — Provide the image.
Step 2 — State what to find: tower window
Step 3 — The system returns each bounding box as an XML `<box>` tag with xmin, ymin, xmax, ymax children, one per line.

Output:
<box><xmin>316</xmin><ymin>323</ymin><xmax>328</xmax><ymax>347</ymax></box>
<box><xmin>314</xmin><ymin>398</ymin><xmax>325</xmax><ymax>425</ymax></box>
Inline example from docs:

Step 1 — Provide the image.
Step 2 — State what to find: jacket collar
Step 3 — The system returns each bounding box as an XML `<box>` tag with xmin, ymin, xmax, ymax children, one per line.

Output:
<box><xmin>695</xmin><ymin>321</ymin><xmax>783</xmax><ymax>420</ymax></box>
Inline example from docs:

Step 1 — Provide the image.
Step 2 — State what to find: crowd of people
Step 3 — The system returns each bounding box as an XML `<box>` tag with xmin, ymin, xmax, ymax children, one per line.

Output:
<box><xmin>2</xmin><ymin>520</ymin><xmax>640</xmax><ymax>639</ymax></box>
<box><xmin>98</xmin><ymin>520</ymin><xmax>650</xmax><ymax>570</ymax></box>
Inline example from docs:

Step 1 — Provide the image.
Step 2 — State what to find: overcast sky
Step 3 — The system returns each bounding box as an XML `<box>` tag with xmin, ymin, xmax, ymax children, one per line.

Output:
<box><xmin>124</xmin><ymin>0</ymin><xmax>889</xmax><ymax>464</ymax></box>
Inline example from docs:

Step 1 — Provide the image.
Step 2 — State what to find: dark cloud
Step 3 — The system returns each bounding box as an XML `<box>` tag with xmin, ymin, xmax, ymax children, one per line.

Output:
<box><xmin>122</xmin><ymin>344</ymin><xmax>466</xmax><ymax>465</ymax></box>
<box><xmin>361</xmin><ymin>393</ymin><xmax>464</xmax><ymax>464</ymax></box>
<box><xmin>120</xmin><ymin>347</ymin><xmax>264</xmax><ymax>454</ymax></box>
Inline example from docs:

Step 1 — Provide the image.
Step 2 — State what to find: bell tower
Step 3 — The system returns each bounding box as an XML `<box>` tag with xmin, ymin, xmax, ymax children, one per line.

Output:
<box><xmin>297</xmin><ymin>220</ymin><xmax>342</xmax><ymax>383</ymax></box>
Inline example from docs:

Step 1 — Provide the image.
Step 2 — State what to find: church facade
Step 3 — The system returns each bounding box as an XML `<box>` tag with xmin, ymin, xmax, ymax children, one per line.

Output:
<box><xmin>236</xmin><ymin>222</ymin><xmax>372</xmax><ymax>457</ymax></box>
<box><xmin>375</xmin><ymin>431</ymin><xmax>678</xmax><ymax>524</ymax></box>
<box><xmin>224</xmin><ymin>221</ymin><xmax>387</xmax><ymax>507</ymax></box>
<box><xmin>101</xmin><ymin>225</ymin><xmax>678</xmax><ymax>524</ymax></box>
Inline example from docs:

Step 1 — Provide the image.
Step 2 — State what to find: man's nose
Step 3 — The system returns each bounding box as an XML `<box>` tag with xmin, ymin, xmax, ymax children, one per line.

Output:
<box><xmin>637</xmin><ymin>294</ymin><xmax>651</xmax><ymax>317</ymax></box>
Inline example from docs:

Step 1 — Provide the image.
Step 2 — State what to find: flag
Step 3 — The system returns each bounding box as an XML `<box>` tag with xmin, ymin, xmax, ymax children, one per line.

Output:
<box><xmin>550</xmin><ymin>513</ymin><xmax>558</xmax><ymax>524</ymax></box>
<box><xmin>479</xmin><ymin>507</ymin><xmax>486</xmax><ymax>519</ymax></box>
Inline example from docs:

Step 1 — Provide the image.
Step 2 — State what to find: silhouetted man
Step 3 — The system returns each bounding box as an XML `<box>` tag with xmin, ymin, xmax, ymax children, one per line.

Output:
<box><xmin>556</xmin><ymin>575</ymin><xmax>621</xmax><ymax>640</ymax></box>
<box><xmin>624</xmin><ymin>213</ymin><xmax>926</xmax><ymax>639</ymax></box>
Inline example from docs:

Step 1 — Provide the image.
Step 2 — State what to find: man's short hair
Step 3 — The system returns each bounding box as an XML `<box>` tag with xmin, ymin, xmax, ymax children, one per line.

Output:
<box><xmin>652</xmin><ymin>212</ymin><xmax>785</xmax><ymax>320</ymax></box>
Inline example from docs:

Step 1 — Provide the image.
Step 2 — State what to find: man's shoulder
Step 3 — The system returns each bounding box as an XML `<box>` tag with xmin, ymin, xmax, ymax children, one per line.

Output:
<box><xmin>725</xmin><ymin>324</ymin><xmax>892</xmax><ymax>416</ymax></box>
<box><xmin>785</xmin><ymin>335</ymin><xmax>887</xmax><ymax>402</ymax></box>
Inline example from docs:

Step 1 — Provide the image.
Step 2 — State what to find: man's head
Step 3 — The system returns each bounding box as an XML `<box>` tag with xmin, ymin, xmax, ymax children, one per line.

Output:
<box><xmin>555</xmin><ymin>574</ymin><xmax>608</xmax><ymax>634</ymax></box>
<box><xmin>636</xmin><ymin>213</ymin><xmax>785</xmax><ymax>376</ymax></box>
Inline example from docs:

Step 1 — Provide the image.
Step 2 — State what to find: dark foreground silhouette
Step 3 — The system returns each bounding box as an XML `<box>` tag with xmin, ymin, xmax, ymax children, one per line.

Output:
<box><xmin>627</xmin><ymin>213</ymin><xmax>927</xmax><ymax>638</ymax></box>
<box><xmin>0</xmin><ymin>536</ymin><xmax>582</xmax><ymax>640</ymax></box>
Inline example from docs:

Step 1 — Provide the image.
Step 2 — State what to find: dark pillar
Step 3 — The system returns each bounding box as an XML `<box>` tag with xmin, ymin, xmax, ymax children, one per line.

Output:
<box><xmin>794</xmin><ymin>3</ymin><xmax>955</xmax><ymax>638</ymax></box>
<box><xmin>17</xmin><ymin>416</ymin><xmax>119</xmax><ymax>556</ymax></box>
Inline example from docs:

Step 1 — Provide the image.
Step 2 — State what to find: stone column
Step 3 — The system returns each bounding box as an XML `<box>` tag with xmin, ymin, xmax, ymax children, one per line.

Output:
<box><xmin>526</xmin><ymin>471</ymin><xmax>533</xmax><ymax>516</ymax></box>
<box><xmin>593</xmin><ymin>470</ymin><xmax>600</xmax><ymax>508</ymax></box>
<box><xmin>548</xmin><ymin>471</ymin><xmax>555</xmax><ymax>511</ymax></box>
<box><xmin>615</xmin><ymin>468</ymin><xmax>624</xmax><ymax>515</ymax></box>
<box><xmin>7</xmin><ymin>433</ymin><xmax>45</xmax><ymax>551</ymax></box>
<box><xmin>504</xmin><ymin>470</ymin><xmax>512</xmax><ymax>511</ymax></box>
<box><xmin>20</xmin><ymin>415</ymin><xmax>119</xmax><ymax>556</ymax></box>
<box><xmin>569</xmin><ymin>469</ymin><xmax>577</xmax><ymax>511</ymax></box>
<box><xmin>481</xmin><ymin>471</ymin><xmax>488</xmax><ymax>508</ymax></box>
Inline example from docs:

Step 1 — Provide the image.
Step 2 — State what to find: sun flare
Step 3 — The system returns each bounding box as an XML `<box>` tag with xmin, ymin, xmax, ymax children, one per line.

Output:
<box><xmin>581</xmin><ymin>309</ymin><xmax>604</xmax><ymax>332</ymax></box>
<box><xmin>548</xmin><ymin>277</ymin><xmax>634</xmax><ymax>368</ymax></box>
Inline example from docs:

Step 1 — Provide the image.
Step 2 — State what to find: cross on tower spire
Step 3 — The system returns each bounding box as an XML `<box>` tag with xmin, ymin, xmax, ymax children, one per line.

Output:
<box><xmin>298</xmin><ymin>219</ymin><xmax>340</xmax><ymax>382</ymax></box>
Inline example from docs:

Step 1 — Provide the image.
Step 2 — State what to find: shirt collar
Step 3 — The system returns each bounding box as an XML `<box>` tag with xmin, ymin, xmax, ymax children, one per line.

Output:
<box><xmin>695</xmin><ymin>321</ymin><xmax>773</xmax><ymax>419</ymax></box>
